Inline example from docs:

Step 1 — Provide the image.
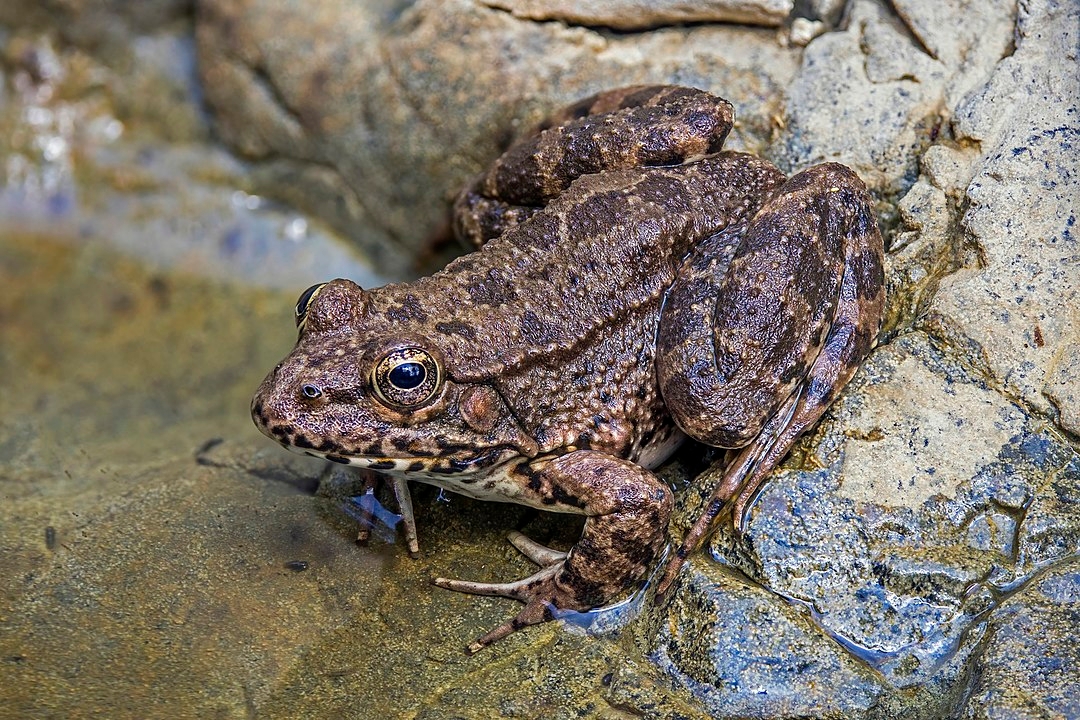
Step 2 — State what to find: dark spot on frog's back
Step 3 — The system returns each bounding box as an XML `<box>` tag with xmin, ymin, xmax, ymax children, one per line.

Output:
<box><xmin>386</xmin><ymin>294</ymin><xmax>429</xmax><ymax>324</ymax></box>
<box><xmin>520</xmin><ymin>310</ymin><xmax>560</xmax><ymax>345</ymax></box>
<box><xmin>563</xmin><ymin>189</ymin><xmax>627</xmax><ymax>239</ymax></box>
<box><xmin>467</xmin><ymin>269</ymin><xmax>518</xmax><ymax>305</ymax></box>
<box><xmin>435</xmin><ymin>320</ymin><xmax>477</xmax><ymax>340</ymax></box>
<box><xmin>510</xmin><ymin>208</ymin><xmax>561</xmax><ymax>252</ymax></box>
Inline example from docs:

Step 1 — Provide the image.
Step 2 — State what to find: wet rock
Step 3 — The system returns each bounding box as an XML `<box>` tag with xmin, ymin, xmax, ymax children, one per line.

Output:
<box><xmin>0</xmin><ymin>235</ymin><xmax>704</xmax><ymax>718</ymax></box>
<box><xmin>195</xmin><ymin>0</ymin><xmax>800</xmax><ymax>277</ymax></box>
<box><xmin>479</xmin><ymin>0</ymin><xmax>795</xmax><ymax>29</ymax></box>
<box><xmin>662</xmin><ymin>331</ymin><xmax>1080</xmax><ymax>716</ymax></box>
<box><xmin>649</xmin><ymin>561</ymin><xmax>889</xmax><ymax>717</ymax></box>
<box><xmin>959</xmin><ymin>558</ymin><xmax>1080</xmax><ymax>720</ymax></box>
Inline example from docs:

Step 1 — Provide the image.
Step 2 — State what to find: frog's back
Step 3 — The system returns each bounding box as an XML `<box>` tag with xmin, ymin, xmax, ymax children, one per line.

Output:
<box><xmin>366</xmin><ymin>152</ymin><xmax>786</xmax><ymax>383</ymax></box>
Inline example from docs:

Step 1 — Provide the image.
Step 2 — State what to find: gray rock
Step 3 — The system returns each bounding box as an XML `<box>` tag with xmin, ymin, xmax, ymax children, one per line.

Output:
<box><xmin>195</xmin><ymin>0</ymin><xmax>800</xmax><ymax>277</ymax></box>
<box><xmin>925</xmin><ymin>0</ymin><xmax>1080</xmax><ymax>438</ymax></box>
<box><xmin>781</xmin><ymin>0</ymin><xmax>1014</xmax><ymax>192</ymax></box>
<box><xmin>479</xmin><ymin>0</ymin><xmax>795</xmax><ymax>28</ymax></box>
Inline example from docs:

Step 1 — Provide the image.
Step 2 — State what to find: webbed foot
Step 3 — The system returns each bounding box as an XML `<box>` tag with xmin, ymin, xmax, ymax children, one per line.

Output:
<box><xmin>433</xmin><ymin>532</ymin><xmax>570</xmax><ymax>654</ymax></box>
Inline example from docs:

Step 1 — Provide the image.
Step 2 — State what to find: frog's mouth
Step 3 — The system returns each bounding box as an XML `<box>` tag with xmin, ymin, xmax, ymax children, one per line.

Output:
<box><xmin>291</xmin><ymin>444</ymin><xmax>521</xmax><ymax>480</ymax></box>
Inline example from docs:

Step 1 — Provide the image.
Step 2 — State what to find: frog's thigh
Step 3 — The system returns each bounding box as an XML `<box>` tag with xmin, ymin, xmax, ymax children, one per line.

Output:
<box><xmin>529</xmin><ymin>450</ymin><xmax>673</xmax><ymax>609</ymax></box>
<box><xmin>657</xmin><ymin>163</ymin><xmax>876</xmax><ymax>448</ymax></box>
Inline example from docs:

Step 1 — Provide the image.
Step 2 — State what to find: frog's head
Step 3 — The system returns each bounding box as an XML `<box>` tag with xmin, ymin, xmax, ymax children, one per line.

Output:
<box><xmin>251</xmin><ymin>279</ymin><xmax>539</xmax><ymax>477</ymax></box>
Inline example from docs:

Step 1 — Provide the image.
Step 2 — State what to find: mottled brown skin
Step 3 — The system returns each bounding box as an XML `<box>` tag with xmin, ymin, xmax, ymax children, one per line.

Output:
<box><xmin>251</xmin><ymin>86</ymin><xmax>886</xmax><ymax>653</ymax></box>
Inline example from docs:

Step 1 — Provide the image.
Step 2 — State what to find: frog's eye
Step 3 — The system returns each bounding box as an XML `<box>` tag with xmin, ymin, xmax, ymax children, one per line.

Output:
<box><xmin>294</xmin><ymin>283</ymin><xmax>327</xmax><ymax>328</ymax></box>
<box><xmin>371</xmin><ymin>347</ymin><xmax>442</xmax><ymax>408</ymax></box>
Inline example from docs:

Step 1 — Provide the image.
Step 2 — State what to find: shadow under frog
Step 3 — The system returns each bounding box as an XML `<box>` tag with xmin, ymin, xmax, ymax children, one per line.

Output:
<box><xmin>252</xmin><ymin>86</ymin><xmax>886</xmax><ymax>653</ymax></box>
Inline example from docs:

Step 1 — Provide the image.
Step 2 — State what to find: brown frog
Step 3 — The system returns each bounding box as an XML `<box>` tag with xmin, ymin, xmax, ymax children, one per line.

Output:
<box><xmin>251</xmin><ymin>86</ymin><xmax>886</xmax><ymax>653</ymax></box>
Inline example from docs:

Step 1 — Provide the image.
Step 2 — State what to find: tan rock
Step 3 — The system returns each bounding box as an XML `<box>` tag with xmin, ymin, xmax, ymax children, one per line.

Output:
<box><xmin>480</xmin><ymin>0</ymin><xmax>794</xmax><ymax>28</ymax></box>
<box><xmin>927</xmin><ymin>0</ymin><xmax>1080</xmax><ymax>435</ymax></box>
<box><xmin>840</xmin><ymin>349</ymin><xmax>1026</xmax><ymax>508</ymax></box>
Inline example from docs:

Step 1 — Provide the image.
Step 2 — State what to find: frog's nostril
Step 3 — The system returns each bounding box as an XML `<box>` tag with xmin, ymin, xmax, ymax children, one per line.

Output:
<box><xmin>301</xmin><ymin>384</ymin><xmax>322</xmax><ymax>399</ymax></box>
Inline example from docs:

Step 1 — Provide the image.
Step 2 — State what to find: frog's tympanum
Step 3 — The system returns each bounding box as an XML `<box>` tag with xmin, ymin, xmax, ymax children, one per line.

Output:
<box><xmin>252</xmin><ymin>86</ymin><xmax>886</xmax><ymax>653</ymax></box>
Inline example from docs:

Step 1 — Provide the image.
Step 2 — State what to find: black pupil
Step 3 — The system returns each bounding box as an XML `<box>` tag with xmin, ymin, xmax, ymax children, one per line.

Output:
<box><xmin>388</xmin><ymin>362</ymin><xmax>425</xmax><ymax>389</ymax></box>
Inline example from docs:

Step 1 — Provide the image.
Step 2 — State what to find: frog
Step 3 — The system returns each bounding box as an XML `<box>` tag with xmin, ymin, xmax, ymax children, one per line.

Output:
<box><xmin>251</xmin><ymin>85</ymin><xmax>886</xmax><ymax>654</ymax></box>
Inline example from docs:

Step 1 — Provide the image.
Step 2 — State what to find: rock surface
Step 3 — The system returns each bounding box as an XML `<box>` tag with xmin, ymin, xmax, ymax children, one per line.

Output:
<box><xmin>195</xmin><ymin>0</ymin><xmax>800</xmax><ymax>277</ymax></box>
<box><xmin>2</xmin><ymin>0</ymin><xmax>1078</xmax><ymax>717</ymax></box>
<box><xmin>480</xmin><ymin>0</ymin><xmax>795</xmax><ymax>29</ymax></box>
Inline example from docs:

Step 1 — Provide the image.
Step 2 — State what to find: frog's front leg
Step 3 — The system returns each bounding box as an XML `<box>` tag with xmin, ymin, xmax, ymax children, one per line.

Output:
<box><xmin>433</xmin><ymin>450</ymin><xmax>672</xmax><ymax>654</ymax></box>
<box><xmin>655</xmin><ymin>162</ymin><xmax>885</xmax><ymax>595</ymax></box>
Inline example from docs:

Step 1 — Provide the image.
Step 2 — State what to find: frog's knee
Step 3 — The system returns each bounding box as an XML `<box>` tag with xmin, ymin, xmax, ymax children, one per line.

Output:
<box><xmin>784</xmin><ymin>162</ymin><xmax>866</xmax><ymax>199</ymax></box>
<box><xmin>668</xmin><ymin>403</ymin><xmax>761</xmax><ymax>448</ymax></box>
<box><xmin>653</xmin><ymin>483</ymin><xmax>674</xmax><ymax>519</ymax></box>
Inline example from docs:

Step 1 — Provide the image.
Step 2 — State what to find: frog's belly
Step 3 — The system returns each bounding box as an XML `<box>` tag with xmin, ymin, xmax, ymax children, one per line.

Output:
<box><xmin>634</xmin><ymin>425</ymin><xmax>687</xmax><ymax>470</ymax></box>
<box><xmin>400</xmin><ymin>431</ymin><xmax>686</xmax><ymax>512</ymax></box>
<box><xmin>406</xmin><ymin>459</ymin><xmax>589</xmax><ymax>511</ymax></box>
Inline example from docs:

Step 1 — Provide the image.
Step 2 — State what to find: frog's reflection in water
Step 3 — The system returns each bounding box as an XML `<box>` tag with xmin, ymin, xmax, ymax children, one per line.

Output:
<box><xmin>344</xmin><ymin>488</ymin><xmax>403</xmax><ymax>547</ymax></box>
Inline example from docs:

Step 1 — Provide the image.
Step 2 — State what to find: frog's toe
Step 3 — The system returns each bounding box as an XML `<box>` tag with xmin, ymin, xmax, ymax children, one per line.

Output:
<box><xmin>506</xmin><ymin>530</ymin><xmax>567</xmax><ymax>566</ymax></box>
<box><xmin>464</xmin><ymin>598</ymin><xmax>554</xmax><ymax>655</ymax></box>
<box><xmin>433</xmin><ymin>563</ymin><xmax>573</xmax><ymax>653</ymax></box>
<box><xmin>432</xmin><ymin>562</ymin><xmax>560</xmax><ymax>602</ymax></box>
<box><xmin>435</xmin><ymin>529</ymin><xmax>591</xmax><ymax>652</ymax></box>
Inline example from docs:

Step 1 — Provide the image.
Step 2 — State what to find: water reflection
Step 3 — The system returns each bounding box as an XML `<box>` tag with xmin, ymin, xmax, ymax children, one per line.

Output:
<box><xmin>343</xmin><ymin>489</ymin><xmax>404</xmax><ymax>546</ymax></box>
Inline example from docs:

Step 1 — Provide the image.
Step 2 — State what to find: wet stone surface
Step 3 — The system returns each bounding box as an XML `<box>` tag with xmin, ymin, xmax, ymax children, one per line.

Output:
<box><xmin>658</xmin><ymin>332</ymin><xmax>1080</xmax><ymax>716</ymax></box>
<box><xmin>959</xmin><ymin>557</ymin><xmax>1080</xmax><ymax>720</ymax></box>
<box><xmin>2</xmin><ymin>0</ymin><xmax>1079</xmax><ymax>717</ymax></box>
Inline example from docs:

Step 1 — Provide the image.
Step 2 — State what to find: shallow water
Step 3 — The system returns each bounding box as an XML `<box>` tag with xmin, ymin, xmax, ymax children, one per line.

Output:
<box><xmin>0</xmin><ymin>200</ymin><xmax>701</xmax><ymax>719</ymax></box>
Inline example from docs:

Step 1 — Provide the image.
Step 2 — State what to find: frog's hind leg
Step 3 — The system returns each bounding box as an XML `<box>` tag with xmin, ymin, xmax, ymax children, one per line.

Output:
<box><xmin>655</xmin><ymin>163</ymin><xmax>885</xmax><ymax>597</ymax></box>
<box><xmin>453</xmin><ymin>85</ymin><xmax>735</xmax><ymax>247</ymax></box>
<box><xmin>433</xmin><ymin>451</ymin><xmax>672</xmax><ymax>654</ymax></box>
